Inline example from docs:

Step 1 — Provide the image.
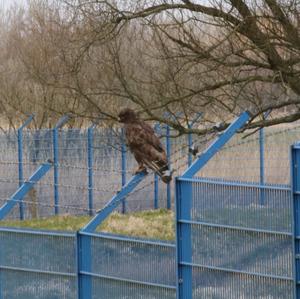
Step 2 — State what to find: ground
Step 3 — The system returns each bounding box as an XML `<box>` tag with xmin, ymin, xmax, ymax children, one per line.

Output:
<box><xmin>0</xmin><ymin>208</ymin><xmax>175</xmax><ymax>240</ymax></box>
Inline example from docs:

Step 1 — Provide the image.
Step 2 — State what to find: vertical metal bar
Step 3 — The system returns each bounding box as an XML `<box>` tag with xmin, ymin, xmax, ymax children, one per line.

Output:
<box><xmin>166</xmin><ymin>125</ymin><xmax>171</xmax><ymax>209</ymax></box>
<box><xmin>187</xmin><ymin>123</ymin><xmax>193</xmax><ymax>167</ymax></box>
<box><xmin>291</xmin><ymin>144</ymin><xmax>300</xmax><ymax>299</ymax></box>
<box><xmin>121</xmin><ymin>128</ymin><xmax>127</xmax><ymax>214</ymax></box>
<box><xmin>17</xmin><ymin>128</ymin><xmax>24</xmax><ymax>219</ymax></box>
<box><xmin>176</xmin><ymin>179</ymin><xmax>192</xmax><ymax>299</ymax></box>
<box><xmin>154</xmin><ymin>174</ymin><xmax>159</xmax><ymax>209</ymax></box>
<box><xmin>259</xmin><ymin>127</ymin><xmax>265</xmax><ymax>205</ymax></box>
<box><xmin>18</xmin><ymin>129</ymin><xmax>24</xmax><ymax>187</ymax></box>
<box><xmin>77</xmin><ymin>232</ymin><xmax>92</xmax><ymax>299</ymax></box>
<box><xmin>87</xmin><ymin>126</ymin><xmax>94</xmax><ymax>216</ymax></box>
<box><xmin>53</xmin><ymin>128</ymin><xmax>59</xmax><ymax>215</ymax></box>
<box><xmin>154</xmin><ymin>124</ymin><xmax>160</xmax><ymax>209</ymax></box>
<box><xmin>17</xmin><ymin>114</ymin><xmax>34</xmax><ymax>220</ymax></box>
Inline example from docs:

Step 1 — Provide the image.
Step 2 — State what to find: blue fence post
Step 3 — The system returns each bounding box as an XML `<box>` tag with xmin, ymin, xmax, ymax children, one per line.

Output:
<box><xmin>291</xmin><ymin>143</ymin><xmax>300</xmax><ymax>299</ymax></box>
<box><xmin>154</xmin><ymin>124</ymin><xmax>160</xmax><ymax>209</ymax></box>
<box><xmin>176</xmin><ymin>112</ymin><xmax>250</xmax><ymax>299</ymax></box>
<box><xmin>187</xmin><ymin>123</ymin><xmax>193</xmax><ymax>167</ymax></box>
<box><xmin>77</xmin><ymin>172</ymin><xmax>147</xmax><ymax>299</ymax></box>
<box><xmin>176</xmin><ymin>178</ymin><xmax>192</xmax><ymax>299</ymax></box>
<box><xmin>259</xmin><ymin>111</ymin><xmax>270</xmax><ymax>205</ymax></box>
<box><xmin>166</xmin><ymin>125</ymin><xmax>171</xmax><ymax>209</ymax></box>
<box><xmin>121</xmin><ymin>128</ymin><xmax>127</xmax><ymax>213</ymax></box>
<box><xmin>87</xmin><ymin>125</ymin><xmax>96</xmax><ymax>216</ymax></box>
<box><xmin>17</xmin><ymin>114</ymin><xmax>34</xmax><ymax>220</ymax></box>
<box><xmin>259</xmin><ymin>127</ymin><xmax>265</xmax><ymax>205</ymax></box>
<box><xmin>77</xmin><ymin>232</ymin><xmax>92</xmax><ymax>299</ymax></box>
<box><xmin>53</xmin><ymin>115</ymin><xmax>71</xmax><ymax>215</ymax></box>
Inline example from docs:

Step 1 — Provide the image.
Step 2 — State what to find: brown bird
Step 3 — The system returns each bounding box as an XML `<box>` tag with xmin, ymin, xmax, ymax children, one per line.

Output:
<box><xmin>118</xmin><ymin>108</ymin><xmax>172</xmax><ymax>184</ymax></box>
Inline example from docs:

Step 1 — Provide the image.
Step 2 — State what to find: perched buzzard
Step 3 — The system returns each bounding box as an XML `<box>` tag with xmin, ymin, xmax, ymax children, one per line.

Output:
<box><xmin>118</xmin><ymin>108</ymin><xmax>172</xmax><ymax>184</ymax></box>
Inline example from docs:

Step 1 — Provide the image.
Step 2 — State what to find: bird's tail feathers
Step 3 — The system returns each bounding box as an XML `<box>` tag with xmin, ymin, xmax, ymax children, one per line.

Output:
<box><xmin>145</xmin><ymin>160</ymin><xmax>173</xmax><ymax>184</ymax></box>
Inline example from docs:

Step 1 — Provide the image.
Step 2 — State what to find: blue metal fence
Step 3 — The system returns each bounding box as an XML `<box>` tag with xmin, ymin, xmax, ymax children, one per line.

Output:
<box><xmin>2</xmin><ymin>112</ymin><xmax>300</xmax><ymax>298</ymax></box>
<box><xmin>176</xmin><ymin>177</ymin><xmax>294</xmax><ymax>298</ymax></box>
<box><xmin>0</xmin><ymin>228</ymin><xmax>77</xmax><ymax>299</ymax></box>
<box><xmin>0</xmin><ymin>116</ymin><xmax>299</xmax><ymax>219</ymax></box>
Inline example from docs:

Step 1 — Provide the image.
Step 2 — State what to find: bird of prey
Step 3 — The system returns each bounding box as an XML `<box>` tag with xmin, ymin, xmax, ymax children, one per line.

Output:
<box><xmin>118</xmin><ymin>108</ymin><xmax>172</xmax><ymax>184</ymax></box>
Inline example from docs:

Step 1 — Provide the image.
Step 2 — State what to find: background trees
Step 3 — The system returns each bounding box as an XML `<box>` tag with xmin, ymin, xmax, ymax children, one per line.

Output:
<box><xmin>1</xmin><ymin>0</ymin><xmax>300</xmax><ymax>134</ymax></box>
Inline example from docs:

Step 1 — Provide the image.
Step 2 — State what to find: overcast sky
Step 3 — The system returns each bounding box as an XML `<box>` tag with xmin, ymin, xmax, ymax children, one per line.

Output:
<box><xmin>0</xmin><ymin>0</ymin><xmax>26</xmax><ymax>10</ymax></box>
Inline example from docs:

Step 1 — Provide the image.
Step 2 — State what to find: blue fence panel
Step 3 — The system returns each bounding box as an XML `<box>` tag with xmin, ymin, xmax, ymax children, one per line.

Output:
<box><xmin>85</xmin><ymin>232</ymin><xmax>176</xmax><ymax>299</ymax></box>
<box><xmin>177</xmin><ymin>178</ymin><xmax>294</xmax><ymax>298</ymax></box>
<box><xmin>0</xmin><ymin>228</ymin><xmax>77</xmax><ymax>299</ymax></box>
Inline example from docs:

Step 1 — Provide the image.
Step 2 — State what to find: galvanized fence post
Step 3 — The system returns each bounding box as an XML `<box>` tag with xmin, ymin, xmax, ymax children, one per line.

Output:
<box><xmin>53</xmin><ymin>115</ymin><xmax>71</xmax><ymax>215</ymax></box>
<box><xmin>291</xmin><ymin>143</ymin><xmax>300</xmax><ymax>299</ymax></box>
<box><xmin>166</xmin><ymin>125</ymin><xmax>171</xmax><ymax>209</ymax></box>
<box><xmin>121</xmin><ymin>128</ymin><xmax>127</xmax><ymax>213</ymax></box>
<box><xmin>87</xmin><ymin>125</ymin><xmax>95</xmax><ymax>216</ymax></box>
<box><xmin>17</xmin><ymin>114</ymin><xmax>34</xmax><ymax>220</ymax></box>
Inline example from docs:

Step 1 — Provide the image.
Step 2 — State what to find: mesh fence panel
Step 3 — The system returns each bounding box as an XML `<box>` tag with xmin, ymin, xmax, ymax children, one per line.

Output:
<box><xmin>90</xmin><ymin>233</ymin><xmax>176</xmax><ymax>298</ymax></box>
<box><xmin>178</xmin><ymin>179</ymin><xmax>294</xmax><ymax>298</ymax></box>
<box><xmin>0</xmin><ymin>229</ymin><xmax>77</xmax><ymax>299</ymax></box>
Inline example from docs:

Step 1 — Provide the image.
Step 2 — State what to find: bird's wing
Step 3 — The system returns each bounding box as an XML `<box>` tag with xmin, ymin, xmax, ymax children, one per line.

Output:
<box><xmin>139</xmin><ymin>121</ymin><xmax>165</xmax><ymax>152</ymax></box>
<box><xmin>126</xmin><ymin>122</ymin><xmax>165</xmax><ymax>153</ymax></box>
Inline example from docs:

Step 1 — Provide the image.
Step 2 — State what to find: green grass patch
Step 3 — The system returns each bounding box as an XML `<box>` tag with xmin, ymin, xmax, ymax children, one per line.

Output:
<box><xmin>0</xmin><ymin>209</ymin><xmax>175</xmax><ymax>241</ymax></box>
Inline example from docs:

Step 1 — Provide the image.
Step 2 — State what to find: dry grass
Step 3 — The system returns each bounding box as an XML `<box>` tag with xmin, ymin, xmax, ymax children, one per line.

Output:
<box><xmin>100</xmin><ymin>209</ymin><xmax>175</xmax><ymax>240</ymax></box>
<box><xmin>0</xmin><ymin>209</ymin><xmax>175</xmax><ymax>241</ymax></box>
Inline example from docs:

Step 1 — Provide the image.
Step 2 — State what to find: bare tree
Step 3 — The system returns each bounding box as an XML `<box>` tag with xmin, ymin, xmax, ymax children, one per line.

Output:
<box><xmin>4</xmin><ymin>0</ymin><xmax>300</xmax><ymax>135</ymax></box>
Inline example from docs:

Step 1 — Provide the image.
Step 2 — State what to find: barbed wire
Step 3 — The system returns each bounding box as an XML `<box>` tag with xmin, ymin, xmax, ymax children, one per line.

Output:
<box><xmin>0</xmin><ymin>177</ymin><xmax>119</xmax><ymax>194</ymax></box>
<box><xmin>0</xmin><ymin>174</ymin><xmax>156</xmax><ymax>214</ymax></box>
<box><xmin>0</xmin><ymin>160</ymin><xmax>133</xmax><ymax>174</ymax></box>
<box><xmin>0</xmin><ymin>197</ymin><xmax>95</xmax><ymax>213</ymax></box>
<box><xmin>1</xmin><ymin>121</ymin><xmax>299</xmax><ymax>217</ymax></box>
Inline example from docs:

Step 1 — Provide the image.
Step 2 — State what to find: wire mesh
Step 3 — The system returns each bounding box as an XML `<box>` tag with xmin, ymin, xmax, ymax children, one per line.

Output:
<box><xmin>178</xmin><ymin>177</ymin><xmax>294</xmax><ymax>298</ymax></box>
<box><xmin>192</xmin><ymin>267</ymin><xmax>293</xmax><ymax>299</ymax></box>
<box><xmin>0</xmin><ymin>228</ymin><xmax>77</xmax><ymax>299</ymax></box>
<box><xmin>91</xmin><ymin>277</ymin><xmax>176</xmax><ymax>299</ymax></box>
<box><xmin>197</xmin><ymin>123</ymin><xmax>300</xmax><ymax>184</ymax></box>
<box><xmin>90</xmin><ymin>233</ymin><xmax>176</xmax><ymax>286</ymax></box>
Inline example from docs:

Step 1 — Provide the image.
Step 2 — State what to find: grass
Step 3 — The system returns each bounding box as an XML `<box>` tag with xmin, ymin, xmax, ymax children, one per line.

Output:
<box><xmin>0</xmin><ymin>209</ymin><xmax>175</xmax><ymax>241</ymax></box>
